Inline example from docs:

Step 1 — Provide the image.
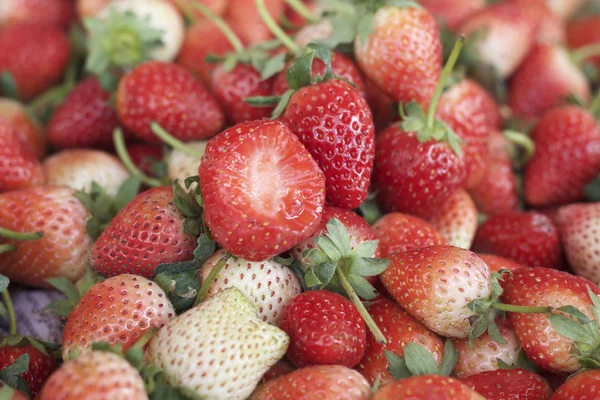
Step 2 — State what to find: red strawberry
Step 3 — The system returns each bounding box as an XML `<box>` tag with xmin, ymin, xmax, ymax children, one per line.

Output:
<box><xmin>225</xmin><ymin>0</ymin><xmax>284</xmax><ymax>45</ymax></box>
<box><xmin>0</xmin><ymin>187</ymin><xmax>93</xmax><ymax>286</ymax></box>
<box><xmin>524</xmin><ymin>106</ymin><xmax>600</xmax><ymax>208</ymax></box>
<box><xmin>0</xmin><ymin>339</ymin><xmax>58</xmax><ymax>396</ymax></box>
<box><xmin>524</xmin><ymin>0</ymin><xmax>566</xmax><ymax>45</ymax></box>
<box><xmin>0</xmin><ymin>98</ymin><xmax>45</xmax><ymax>157</ymax></box>
<box><xmin>477</xmin><ymin>253</ymin><xmax>527</xmax><ymax>273</ymax></box>
<box><xmin>356</xmin><ymin>297</ymin><xmax>444</xmax><ymax>386</ymax></box>
<box><xmin>117</xmin><ymin>61</ymin><xmax>225</xmax><ymax>143</ymax></box>
<box><xmin>0</xmin><ymin>23</ymin><xmax>70</xmax><ymax>100</ymax></box>
<box><xmin>0</xmin><ymin>0</ymin><xmax>74</xmax><ymax>29</ymax></box>
<box><xmin>169</xmin><ymin>0</ymin><xmax>228</xmax><ymax>20</ymax></box>
<box><xmin>419</xmin><ymin>0</ymin><xmax>485</xmax><ymax>30</ymax></box>
<box><xmin>126</xmin><ymin>143</ymin><xmax>164</xmax><ymax>179</ymax></box>
<box><xmin>567</xmin><ymin>16</ymin><xmax>600</xmax><ymax>69</ymax></box>
<box><xmin>47</xmin><ymin>77</ymin><xmax>119</xmax><ymax>149</ymax></box>
<box><xmin>90</xmin><ymin>186</ymin><xmax>198</xmax><ymax>278</ymax></box>
<box><xmin>259</xmin><ymin>359</ymin><xmax>296</xmax><ymax>384</ymax></box>
<box><xmin>551</xmin><ymin>369</ymin><xmax>600</xmax><ymax>399</ymax></box>
<box><xmin>354</xmin><ymin>6</ymin><xmax>442</xmax><ymax>108</ymax></box>
<box><xmin>279</xmin><ymin>78</ymin><xmax>374</xmax><ymax>210</ymax></box>
<box><xmin>462</xmin><ymin>368</ymin><xmax>553</xmax><ymax>400</ymax></box>
<box><xmin>278</xmin><ymin>290</ymin><xmax>366</xmax><ymax>368</ymax></box>
<box><xmin>62</xmin><ymin>274</ymin><xmax>175</xmax><ymax>358</ymax></box>
<box><xmin>365</xmin><ymin>79</ymin><xmax>398</xmax><ymax>133</ymax></box>
<box><xmin>473</xmin><ymin>212</ymin><xmax>562</xmax><ymax>269</ymax></box>
<box><xmin>0</xmin><ymin>120</ymin><xmax>45</xmax><ymax>192</ymax></box>
<box><xmin>250</xmin><ymin>365</ymin><xmax>372</xmax><ymax>400</ymax></box>
<box><xmin>372</xmin><ymin>375</ymin><xmax>484</xmax><ymax>400</ymax></box>
<box><xmin>427</xmin><ymin>188</ymin><xmax>477</xmax><ymax>250</ymax></box>
<box><xmin>508</xmin><ymin>45</ymin><xmax>590</xmax><ymax>119</ymax></box>
<box><xmin>501</xmin><ymin>267</ymin><xmax>600</xmax><ymax>373</ymax></box>
<box><xmin>199</xmin><ymin>120</ymin><xmax>325</xmax><ymax>261</ymax></box>
<box><xmin>372</xmin><ymin>212</ymin><xmax>447</xmax><ymax>258</ymax></box>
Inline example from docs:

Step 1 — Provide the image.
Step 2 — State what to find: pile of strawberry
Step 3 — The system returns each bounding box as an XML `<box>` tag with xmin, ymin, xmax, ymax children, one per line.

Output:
<box><xmin>4</xmin><ymin>0</ymin><xmax>600</xmax><ymax>398</ymax></box>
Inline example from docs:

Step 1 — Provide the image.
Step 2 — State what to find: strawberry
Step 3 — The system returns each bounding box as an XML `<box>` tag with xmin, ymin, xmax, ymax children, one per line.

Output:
<box><xmin>90</xmin><ymin>186</ymin><xmax>199</xmax><ymax>278</ymax></box>
<box><xmin>43</xmin><ymin>149</ymin><xmax>130</xmax><ymax>197</ymax></box>
<box><xmin>0</xmin><ymin>383</ymin><xmax>27</xmax><ymax>400</ymax></box>
<box><xmin>47</xmin><ymin>77</ymin><xmax>119</xmax><ymax>150</ymax></box>
<box><xmin>473</xmin><ymin>212</ymin><xmax>563</xmax><ymax>269</ymax></box>
<box><xmin>477</xmin><ymin>253</ymin><xmax>527</xmax><ymax>273</ymax></box>
<box><xmin>278</xmin><ymin>290</ymin><xmax>366</xmax><ymax>368</ymax></box>
<box><xmin>199</xmin><ymin>249</ymin><xmax>302</xmax><ymax>324</ymax></box>
<box><xmin>76</xmin><ymin>0</ymin><xmax>109</xmax><ymax>18</ymax></box>
<box><xmin>0</xmin><ymin>120</ymin><xmax>45</xmax><ymax>192</ymax></box>
<box><xmin>527</xmin><ymin>0</ymin><xmax>566</xmax><ymax>45</ymax></box>
<box><xmin>147</xmin><ymin>288</ymin><xmax>289</xmax><ymax>399</ymax></box>
<box><xmin>165</xmin><ymin>141</ymin><xmax>208</xmax><ymax>185</ymax></box>
<box><xmin>169</xmin><ymin>0</ymin><xmax>228</xmax><ymax>20</ymax></box>
<box><xmin>567</xmin><ymin>16</ymin><xmax>600</xmax><ymax>69</ymax></box>
<box><xmin>225</xmin><ymin>0</ymin><xmax>284</xmax><ymax>45</ymax></box>
<box><xmin>372</xmin><ymin>213</ymin><xmax>447</xmax><ymax>258</ymax></box>
<box><xmin>39</xmin><ymin>351</ymin><xmax>148</xmax><ymax>400</ymax></box>
<box><xmin>117</xmin><ymin>61</ymin><xmax>225</xmax><ymax>143</ymax></box>
<box><xmin>356</xmin><ymin>297</ymin><xmax>444</xmax><ymax>386</ymax></box>
<box><xmin>543</xmin><ymin>0</ymin><xmax>584</xmax><ymax>19</ymax></box>
<box><xmin>354</xmin><ymin>6</ymin><xmax>442</xmax><ymax>108</ymax></box>
<box><xmin>508</xmin><ymin>45</ymin><xmax>590</xmax><ymax>119</ymax></box>
<box><xmin>365</xmin><ymin>79</ymin><xmax>398</xmax><ymax>133</ymax></box>
<box><xmin>419</xmin><ymin>0</ymin><xmax>485</xmax><ymax>30</ymax></box>
<box><xmin>427</xmin><ymin>189</ymin><xmax>477</xmax><ymax>250</ymax></box>
<box><xmin>0</xmin><ymin>0</ymin><xmax>74</xmax><ymax>29</ymax></box>
<box><xmin>62</xmin><ymin>274</ymin><xmax>175</xmax><ymax>359</ymax></box>
<box><xmin>462</xmin><ymin>368</ymin><xmax>553</xmax><ymax>400</ymax></box>
<box><xmin>126</xmin><ymin>143</ymin><xmax>165</xmax><ymax>179</ymax></box>
<box><xmin>294</xmin><ymin>20</ymin><xmax>334</xmax><ymax>48</ymax></box>
<box><xmin>259</xmin><ymin>359</ymin><xmax>296</xmax><ymax>383</ymax></box>
<box><xmin>250</xmin><ymin>365</ymin><xmax>371</xmax><ymax>400</ymax></box>
<box><xmin>372</xmin><ymin>375</ymin><xmax>484</xmax><ymax>400</ymax></box>
<box><xmin>0</xmin><ymin>187</ymin><xmax>92</xmax><ymax>287</ymax></box>
<box><xmin>199</xmin><ymin>119</ymin><xmax>325</xmax><ymax>261</ymax></box>
<box><xmin>551</xmin><ymin>369</ymin><xmax>600</xmax><ymax>399</ymax></box>
<box><xmin>0</xmin><ymin>98</ymin><xmax>45</xmax><ymax>157</ymax></box>
<box><xmin>524</xmin><ymin>106</ymin><xmax>600</xmax><ymax>208</ymax></box>
<box><xmin>0</xmin><ymin>23</ymin><xmax>70</xmax><ymax>100</ymax></box>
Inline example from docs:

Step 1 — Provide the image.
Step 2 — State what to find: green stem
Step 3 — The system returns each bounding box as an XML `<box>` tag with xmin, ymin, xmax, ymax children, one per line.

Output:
<box><xmin>490</xmin><ymin>303</ymin><xmax>551</xmax><ymax>314</ymax></box>
<box><xmin>590</xmin><ymin>90</ymin><xmax>600</xmax><ymax>115</ymax></box>
<box><xmin>336</xmin><ymin>269</ymin><xmax>387</xmax><ymax>345</ymax></box>
<box><xmin>0</xmin><ymin>227</ymin><xmax>43</xmax><ymax>241</ymax></box>
<box><xmin>185</xmin><ymin>1</ymin><xmax>245</xmax><ymax>52</ymax></box>
<box><xmin>255</xmin><ymin>0</ymin><xmax>300</xmax><ymax>54</ymax></box>
<box><xmin>194</xmin><ymin>255</ymin><xmax>230</xmax><ymax>306</ymax></box>
<box><xmin>132</xmin><ymin>327</ymin><xmax>159</xmax><ymax>349</ymax></box>
<box><xmin>0</xmin><ymin>244</ymin><xmax>16</xmax><ymax>254</ymax></box>
<box><xmin>28</xmin><ymin>83</ymin><xmax>74</xmax><ymax>114</ymax></box>
<box><xmin>151</xmin><ymin>123</ymin><xmax>204</xmax><ymax>159</ymax></box>
<box><xmin>573</xmin><ymin>43</ymin><xmax>600</xmax><ymax>64</ymax></box>
<box><xmin>284</xmin><ymin>0</ymin><xmax>317</xmax><ymax>23</ymax></box>
<box><xmin>503</xmin><ymin>130</ymin><xmax>535</xmax><ymax>164</ymax></box>
<box><xmin>113</xmin><ymin>128</ymin><xmax>164</xmax><ymax>188</ymax></box>
<box><xmin>426</xmin><ymin>36</ymin><xmax>465</xmax><ymax>129</ymax></box>
<box><xmin>2</xmin><ymin>290</ymin><xmax>17</xmax><ymax>335</ymax></box>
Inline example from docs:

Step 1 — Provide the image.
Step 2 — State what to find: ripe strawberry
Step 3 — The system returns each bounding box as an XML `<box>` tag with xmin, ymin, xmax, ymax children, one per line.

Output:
<box><xmin>0</xmin><ymin>98</ymin><xmax>45</xmax><ymax>157</ymax></box>
<box><xmin>199</xmin><ymin>249</ymin><xmax>302</xmax><ymax>324</ymax></box>
<box><xmin>62</xmin><ymin>274</ymin><xmax>175</xmax><ymax>359</ymax></box>
<box><xmin>381</xmin><ymin>245</ymin><xmax>491</xmax><ymax>338</ymax></box>
<box><xmin>356</xmin><ymin>297</ymin><xmax>444</xmax><ymax>386</ymax></box>
<box><xmin>372</xmin><ymin>212</ymin><xmax>447</xmax><ymax>258</ymax></box>
<box><xmin>127</xmin><ymin>143</ymin><xmax>164</xmax><ymax>179</ymax></box>
<box><xmin>250</xmin><ymin>365</ymin><xmax>371</xmax><ymax>400</ymax></box>
<box><xmin>567</xmin><ymin>16</ymin><xmax>600</xmax><ymax>69</ymax></box>
<box><xmin>147</xmin><ymin>288</ymin><xmax>289</xmax><ymax>399</ymax></box>
<box><xmin>469</xmin><ymin>131</ymin><xmax>519</xmax><ymax>215</ymax></box>
<box><xmin>526</xmin><ymin>0</ymin><xmax>566</xmax><ymax>45</ymax></box>
<box><xmin>462</xmin><ymin>368</ymin><xmax>553</xmax><ymax>400</ymax></box>
<box><xmin>199</xmin><ymin>120</ymin><xmax>325</xmax><ymax>261</ymax></box>
<box><xmin>0</xmin><ymin>120</ymin><xmax>45</xmax><ymax>192</ymax></box>
<box><xmin>39</xmin><ymin>351</ymin><xmax>148</xmax><ymax>400</ymax></box>
<box><xmin>372</xmin><ymin>375</ymin><xmax>484</xmax><ymax>400</ymax></box>
<box><xmin>259</xmin><ymin>359</ymin><xmax>296</xmax><ymax>383</ymax></box>
<box><xmin>47</xmin><ymin>77</ymin><xmax>119</xmax><ymax>150</ymax></box>
<box><xmin>117</xmin><ymin>61</ymin><xmax>225</xmax><ymax>143</ymax></box>
<box><xmin>0</xmin><ymin>187</ymin><xmax>92</xmax><ymax>287</ymax></box>
<box><xmin>225</xmin><ymin>0</ymin><xmax>284</xmax><ymax>45</ymax></box>
<box><xmin>278</xmin><ymin>290</ymin><xmax>366</xmax><ymax>368</ymax></box>
<box><xmin>508</xmin><ymin>45</ymin><xmax>590</xmax><ymax>119</ymax></box>
<box><xmin>501</xmin><ymin>267</ymin><xmax>600</xmax><ymax>373</ymax></box>
<box><xmin>419</xmin><ymin>0</ymin><xmax>485</xmax><ymax>30</ymax></box>
<box><xmin>354</xmin><ymin>6</ymin><xmax>442</xmax><ymax>108</ymax></box>
<box><xmin>427</xmin><ymin>189</ymin><xmax>477</xmax><ymax>250</ymax></box>
<box><xmin>524</xmin><ymin>106</ymin><xmax>600</xmax><ymax>208</ymax></box>
<box><xmin>279</xmin><ymin>78</ymin><xmax>374</xmax><ymax>210</ymax></box>
<box><xmin>90</xmin><ymin>186</ymin><xmax>198</xmax><ymax>278</ymax></box>
<box><xmin>551</xmin><ymin>369</ymin><xmax>600</xmax><ymax>399</ymax></box>
<box><xmin>365</xmin><ymin>79</ymin><xmax>398</xmax><ymax>133</ymax></box>
<box><xmin>0</xmin><ymin>0</ymin><xmax>74</xmax><ymax>29</ymax></box>
<box><xmin>473</xmin><ymin>212</ymin><xmax>562</xmax><ymax>269</ymax></box>
<box><xmin>169</xmin><ymin>0</ymin><xmax>228</xmax><ymax>19</ymax></box>
<box><xmin>478</xmin><ymin>253</ymin><xmax>527</xmax><ymax>273</ymax></box>
<box><xmin>0</xmin><ymin>23</ymin><xmax>70</xmax><ymax>100</ymax></box>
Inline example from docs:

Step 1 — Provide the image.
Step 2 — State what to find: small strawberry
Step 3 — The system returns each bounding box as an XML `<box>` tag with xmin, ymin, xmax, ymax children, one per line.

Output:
<box><xmin>278</xmin><ymin>290</ymin><xmax>366</xmax><ymax>368</ymax></box>
<box><xmin>372</xmin><ymin>375</ymin><xmax>484</xmax><ymax>400</ymax></box>
<box><xmin>427</xmin><ymin>189</ymin><xmax>477</xmax><ymax>250</ymax></box>
<box><xmin>462</xmin><ymin>368</ymin><xmax>553</xmax><ymax>400</ymax></box>
<box><xmin>372</xmin><ymin>213</ymin><xmax>447</xmax><ymax>258</ymax></box>
<box><xmin>567</xmin><ymin>16</ymin><xmax>600</xmax><ymax>69</ymax></box>
<box><xmin>225</xmin><ymin>0</ymin><xmax>284</xmax><ymax>45</ymax></box>
<box><xmin>199</xmin><ymin>119</ymin><xmax>325</xmax><ymax>261</ymax></box>
<box><xmin>147</xmin><ymin>287</ymin><xmax>289</xmax><ymax>399</ymax></box>
<box><xmin>117</xmin><ymin>61</ymin><xmax>225</xmax><ymax>143</ymax></box>
<box><xmin>0</xmin><ymin>0</ymin><xmax>74</xmax><ymax>29</ymax></box>
<box><xmin>551</xmin><ymin>369</ymin><xmax>600</xmax><ymax>399</ymax></box>
<box><xmin>419</xmin><ymin>0</ymin><xmax>485</xmax><ymax>30</ymax></box>
<box><xmin>0</xmin><ymin>120</ymin><xmax>45</xmax><ymax>192</ymax></box>
<box><xmin>473</xmin><ymin>212</ymin><xmax>563</xmax><ymax>269</ymax></box>
<box><xmin>0</xmin><ymin>98</ymin><xmax>45</xmax><ymax>157</ymax></box>
<box><xmin>477</xmin><ymin>253</ymin><xmax>527</xmax><ymax>273</ymax></box>
<box><xmin>250</xmin><ymin>365</ymin><xmax>371</xmax><ymax>400</ymax></box>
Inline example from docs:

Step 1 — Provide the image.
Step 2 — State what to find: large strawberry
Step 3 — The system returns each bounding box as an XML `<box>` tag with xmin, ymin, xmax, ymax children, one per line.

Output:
<box><xmin>199</xmin><ymin>119</ymin><xmax>325</xmax><ymax>261</ymax></box>
<box><xmin>0</xmin><ymin>120</ymin><xmax>45</xmax><ymax>192</ymax></box>
<box><xmin>372</xmin><ymin>375</ymin><xmax>484</xmax><ymax>400</ymax></box>
<box><xmin>427</xmin><ymin>188</ymin><xmax>477</xmax><ymax>250</ymax></box>
<box><xmin>551</xmin><ymin>369</ymin><xmax>600</xmax><ymax>399</ymax></box>
<box><xmin>462</xmin><ymin>368</ymin><xmax>553</xmax><ymax>400</ymax></box>
<box><xmin>0</xmin><ymin>98</ymin><xmax>45</xmax><ymax>157</ymax></box>
<box><xmin>0</xmin><ymin>0</ymin><xmax>74</xmax><ymax>29</ymax></box>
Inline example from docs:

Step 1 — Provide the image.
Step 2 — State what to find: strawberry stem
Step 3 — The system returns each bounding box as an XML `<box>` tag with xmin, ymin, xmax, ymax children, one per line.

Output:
<box><xmin>573</xmin><ymin>43</ymin><xmax>600</xmax><ymax>65</ymax></box>
<box><xmin>194</xmin><ymin>254</ymin><xmax>230</xmax><ymax>306</ymax></box>
<box><xmin>0</xmin><ymin>227</ymin><xmax>43</xmax><ymax>241</ymax></box>
<box><xmin>0</xmin><ymin>244</ymin><xmax>16</xmax><ymax>254</ymax></box>
<box><xmin>2</xmin><ymin>290</ymin><xmax>16</xmax><ymax>335</ymax></box>
<box><xmin>255</xmin><ymin>0</ymin><xmax>300</xmax><ymax>54</ymax></box>
<box><xmin>284</xmin><ymin>0</ymin><xmax>317</xmax><ymax>23</ymax></box>
<box><xmin>113</xmin><ymin>128</ymin><xmax>164</xmax><ymax>188</ymax></box>
<box><xmin>182</xmin><ymin>0</ymin><xmax>245</xmax><ymax>52</ymax></box>
<box><xmin>336</xmin><ymin>269</ymin><xmax>387</xmax><ymax>345</ymax></box>
<box><xmin>490</xmin><ymin>303</ymin><xmax>551</xmax><ymax>314</ymax></box>
<box><xmin>28</xmin><ymin>83</ymin><xmax>74</xmax><ymax>115</ymax></box>
<box><xmin>590</xmin><ymin>90</ymin><xmax>600</xmax><ymax>115</ymax></box>
<box><xmin>131</xmin><ymin>327</ymin><xmax>159</xmax><ymax>350</ymax></box>
<box><xmin>426</xmin><ymin>36</ymin><xmax>465</xmax><ymax>129</ymax></box>
<box><xmin>151</xmin><ymin>123</ymin><xmax>204</xmax><ymax>159</ymax></box>
<box><xmin>503</xmin><ymin>130</ymin><xmax>535</xmax><ymax>165</ymax></box>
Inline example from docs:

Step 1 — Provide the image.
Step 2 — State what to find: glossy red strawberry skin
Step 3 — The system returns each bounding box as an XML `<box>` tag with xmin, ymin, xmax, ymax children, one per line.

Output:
<box><xmin>473</xmin><ymin>212</ymin><xmax>562</xmax><ymax>269</ymax></box>
<box><xmin>524</xmin><ymin>106</ymin><xmax>600</xmax><ymax>208</ymax></box>
<box><xmin>280</xmin><ymin>79</ymin><xmax>374</xmax><ymax>210</ymax></box>
<box><xmin>354</xmin><ymin>6</ymin><xmax>442</xmax><ymax>108</ymax></box>
<box><xmin>0</xmin><ymin>23</ymin><xmax>70</xmax><ymax>100</ymax></box>
<box><xmin>462</xmin><ymin>368</ymin><xmax>553</xmax><ymax>400</ymax></box>
<box><xmin>0</xmin><ymin>120</ymin><xmax>45</xmax><ymax>192</ymax></box>
<box><xmin>0</xmin><ymin>343</ymin><xmax>57</xmax><ymax>396</ymax></box>
<box><xmin>126</xmin><ymin>143</ymin><xmax>164</xmax><ymax>178</ymax></box>
<box><xmin>551</xmin><ymin>369</ymin><xmax>600</xmax><ymax>399</ymax></box>
<box><xmin>372</xmin><ymin>375</ymin><xmax>484</xmax><ymax>400</ymax></box>
<box><xmin>477</xmin><ymin>253</ymin><xmax>527</xmax><ymax>273</ymax></box>
<box><xmin>373</xmin><ymin>125</ymin><xmax>466</xmax><ymax>219</ymax></box>
<box><xmin>278</xmin><ymin>290</ymin><xmax>366</xmax><ymax>368</ymax></box>
<box><xmin>117</xmin><ymin>61</ymin><xmax>225</xmax><ymax>143</ymax></box>
<box><xmin>199</xmin><ymin>120</ymin><xmax>325</xmax><ymax>261</ymax></box>
<box><xmin>47</xmin><ymin>77</ymin><xmax>119</xmax><ymax>149</ymax></box>
<box><xmin>0</xmin><ymin>98</ymin><xmax>46</xmax><ymax>158</ymax></box>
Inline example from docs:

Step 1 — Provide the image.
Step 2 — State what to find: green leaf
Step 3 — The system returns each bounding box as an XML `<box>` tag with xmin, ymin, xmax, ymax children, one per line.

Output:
<box><xmin>587</xmin><ymin>287</ymin><xmax>600</xmax><ymax>323</ymax></box>
<box><xmin>347</xmin><ymin>275</ymin><xmax>377</xmax><ymax>300</ymax></box>
<box><xmin>77</xmin><ymin>267</ymin><xmax>104</xmax><ymax>297</ymax></box>
<box><xmin>46</xmin><ymin>277</ymin><xmax>79</xmax><ymax>303</ymax></box>
<box><xmin>307</xmin><ymin>43</ymin><xmax>332</xmax><ymax>81</ymax></box>
<box><xmin>304</xmin><ymin>266</ymin><xmax>322</xmax><ymax>288</ymax></box>
<box><xmin>0</xmin><ymin>72</ymin><xmax>20</xmax><ymax>100</ymax></box>
<box><xmin>155</xmin><ymin>259</ymin><xmax>201</xmax><ymax>276</ymax></box>
<box><xmin>0</xmin><ymin>385</ymin><xmax>17</xmax><ymax>400</ymax></box>
<box><xmin>286</xmin><ymin>52</ymin><xmax>315</xmax><ymax>90</ymax></box>
<box><xmin>192</xmin><ymin>234</ymin><xmax>216</xmax><ymax>265</ymax></box>
<box><xmin>438</xmin><ymin>340</ymin><xmax>458</xmax><ymax>376</ymax></box>
<box><xmin>304</xmin><ymin>248</ymin><xmax>330</xmax><ymax>266</ymax></box>
<box><xmin>385</xmin><ymin>350</ymin><xmax>412</xmax><ymax>380</ymax></box>
<box><xmin>319</xmin><ymin>14</ymin><xmax>359</xmax><ymax>48</ymax></box>
<box><xmin>349</xmin><ymin>257</ymin><xmax>389</xmax><ymax>277</ymax></box>
<box><xmin>486</xmin><ymin>317</ymin><xmax>507</xmax><ymax>345</ymax></box>
<box><xmin>0</xmin><ymin>275</ymin><xmax>9</xmax><ymax>293</ymax></box>
<box><xmin>468</xmin><ymin>315</ymin><xmax>488</xmax><ymax>344</ymax></box>
<box><xmin>549</xmin><ymin>314</ymin><xmax>593</xmax><ymax>344</ymax></box>
<box><xmin>355</xmin><ymin>198</ymin><xmax>382</xmax><ymax>225</ymax></box>
<box><xmin>496</xmin><ymin>358</ymin><xmax>513</xmax><ymax>370</ymax></box>
<box><xmin>245</xmin><ymin>96</ymin><xmax>281</xmax><ymax>107</ymax></box>
<box><xmin>0</xmin><ymin>354</ymin><xmax>30</xmax><ymax>394</ymax></box>
<box><xmin>324</xmin><ymin>218</ymin><xmax>352</xmax><ymax>256</ymax></box>
<box><xmin>315</xmin><ymin>236</ymin><xmax>342</xmax><ymax>261</ymax></box>
<box><xmin>261</xmin><ymin>53</ymin><xmax>287</xmax><ymax>80</ymax></box>
<box><xmin>314</xmin><ymin>261</ymin><xmax>337</xmax><ymax>287</ymax></box>
<box><xmin>272</xmin><ymin>89</ymin><xmax>294</xmax><ymax>118</ymax></box>
<box><xmin>403</xmin><ymin>343</ymin><xmax>439</xmax><ymax>376</ymax></box>
<box><xmin>516</xmin><ymin>349</ymin><xmax>538</xmax><ymax>372</ymax></box>
<box><xmin>113</xmin><ymin>176</ymin><xmax>142</xmax><ymax>213</ymax></box>
<box><xmin>356</xmin><ymin>13</ymin><xmax>375</xmax><ymax>48</ymax></box>
<box><xmin>155</xmin><ymin>270</ymin><xmax>201</xmax><ymax>313</ymax></box>
<box><xmin>555</xmin><ymin>305</ymin><xmax>591</xmax><ymax>325</ymax></box>
<box><xmin>350</xmin><ymin>240</ymin><xmax>378</xmax><ymax>259</ymax></box>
